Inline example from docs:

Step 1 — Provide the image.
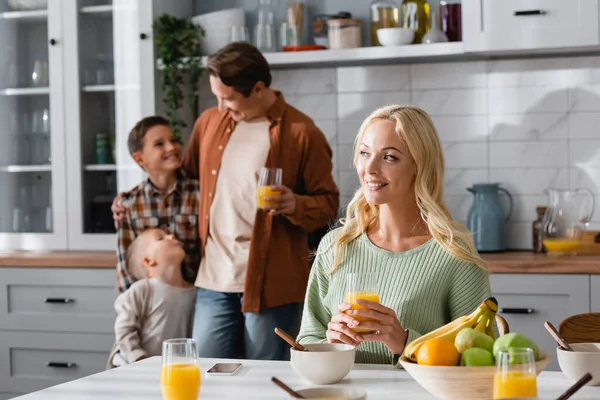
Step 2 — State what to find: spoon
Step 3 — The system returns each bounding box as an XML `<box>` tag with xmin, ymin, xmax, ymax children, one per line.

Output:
<box><xmin>274</xmin><ymin>327</ymin><xmax>309</xmax><ymax>352</ymax></box>
<box><xmin>271</xmin><ymin>376</ymin><xmax>306</xmax><ymax>399</ymax></box>
<box><xmin>544</xmin><ymin>321</ymin><xmax>573</xmax><ymax>351</ymax></box>
<box><xmin>555</xmin><ymin>372</ymin><xmax>593</xmax><ymax>400</ymax></box>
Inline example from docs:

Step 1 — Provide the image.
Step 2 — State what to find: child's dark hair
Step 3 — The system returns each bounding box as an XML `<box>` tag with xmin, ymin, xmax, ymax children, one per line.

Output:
<box><xmin>127</xmin><ymin>116</ymin><xmax>170</xmax><ymax>156</ymax></box>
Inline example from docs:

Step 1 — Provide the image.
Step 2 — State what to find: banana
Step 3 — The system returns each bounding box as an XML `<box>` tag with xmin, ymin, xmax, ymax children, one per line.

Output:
<box><xmin>403</xmin><ymin>297</ymin><xmax>498</xmax><ymax>362</ymax></box>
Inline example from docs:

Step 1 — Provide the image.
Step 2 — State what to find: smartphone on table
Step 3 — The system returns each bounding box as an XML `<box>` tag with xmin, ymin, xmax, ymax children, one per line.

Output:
<box><xmin>206</xmin><ymin>362</ymin><xmax>242</xmax><ymax>376</ymax></box>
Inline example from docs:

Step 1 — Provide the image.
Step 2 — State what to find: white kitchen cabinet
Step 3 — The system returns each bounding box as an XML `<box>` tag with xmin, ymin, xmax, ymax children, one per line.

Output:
<box><xmin>463</xmin><ymin>0</ymin><xmax>600</xmax><ymax>53</ymax></box>
<box><xmin>0</xmin><ymin>0</ymin><xmax>193</xmax><ymax>252</ymax></box>
<box><xmin>0</xmin><ymin>267</ymin><xmax>117</xmax><ymax>397</ymax></box>
<box><xmin>490</xmin><ymin>274</ymin><xmax>590</xmax><ymax>371</ymax></box>
<box><xmin>0</xmin><ymin>1</ymin><xmax>68</xmax><ymax>250</ymax></box>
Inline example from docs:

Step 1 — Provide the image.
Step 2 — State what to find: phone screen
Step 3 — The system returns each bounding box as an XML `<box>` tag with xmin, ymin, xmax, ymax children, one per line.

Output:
<box><xmin>207</xmin><ymin>363</ymin><xmax>242</xmax><ymax>374</ymax></box>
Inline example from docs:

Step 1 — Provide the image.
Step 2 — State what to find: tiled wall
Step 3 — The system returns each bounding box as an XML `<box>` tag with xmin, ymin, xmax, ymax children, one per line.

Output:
<box><xmin>198</xmin><ymin>56</ymin><xmax>600</xmax><ymax>249</ymax></box>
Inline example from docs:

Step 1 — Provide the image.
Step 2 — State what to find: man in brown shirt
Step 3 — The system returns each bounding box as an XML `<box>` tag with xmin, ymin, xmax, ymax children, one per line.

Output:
<box><xmin>184</xmin><ymin>43</ymin><xmax>339</xmax><ymax>361</ymax></box>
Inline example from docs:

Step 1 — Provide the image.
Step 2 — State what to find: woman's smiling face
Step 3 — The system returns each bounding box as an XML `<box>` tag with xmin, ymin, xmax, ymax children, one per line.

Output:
<box><xmin>356</xmin><ymin>119</ymin><xmax>416</xmax><ymax>206</ymax></box>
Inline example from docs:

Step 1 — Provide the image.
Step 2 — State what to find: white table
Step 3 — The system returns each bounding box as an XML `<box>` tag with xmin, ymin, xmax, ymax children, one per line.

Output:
<box><xmin>12</xmin><ymin>357</ymin><xmax>600</xmax><ymax>399</ymax></box>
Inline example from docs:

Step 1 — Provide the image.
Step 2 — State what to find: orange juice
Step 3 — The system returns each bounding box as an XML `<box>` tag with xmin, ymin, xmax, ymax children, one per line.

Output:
<box><xmin>543</xmin><ymin>238</ymin><xmax>580</xmax><ymax>253</ymax></box>
<box><xmin>344</xmin><ymin>291</ymin><xmax>380</xmax><ymax>333</ymax></box>
<box><xmin>257</xmin><ymin>186</ymin><xmax>281</xmax><ymax>209</ymax></box>
<box><xmin>161</xmin><ymin>363</ymin><xmax>201</xmax><ymax>400</ymax></box>
<box><xmin>493</xmin><ymin>371</ymin><xmax>537</xmax><ymax>399</ymax></box>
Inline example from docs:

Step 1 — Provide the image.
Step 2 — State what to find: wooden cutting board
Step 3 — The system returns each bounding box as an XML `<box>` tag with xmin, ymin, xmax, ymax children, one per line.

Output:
<box><xmin>577</xmin><ymin>230</ymin><xmax>600</xmax><ymax>255</ymax></box>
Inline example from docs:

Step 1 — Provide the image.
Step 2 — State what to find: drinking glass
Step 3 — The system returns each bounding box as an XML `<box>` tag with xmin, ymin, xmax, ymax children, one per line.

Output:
<box><xmin>161</xmin><ymin>338</ymin><xmax>201</xmax><ymax>400</ymax></box>
<box><xmin>31</xmin><ymin>60</ymin><xmax>49</xmax><ymax>87</ymax></box>
<box><xmin>230</xmin><ymin>25</ymin><xmax>250</xmax><ymax>43</ymax></box>
<box><xmin>493</xmin><ymin>348</ymin><xmax>537</xmax><ymax>399</ymax></box>
<box><xmin>254</xmin><ymin>24</ymin><xmax>276</xmax><ymax>52</ymax></box>
<box><xmin>345</xmin><ymin>272</ymin><xmax>380</xmax><ymax>333</ymax></box>
<box><xmin>257</xmin><ymin>167</ymin><xmax>282</xmax><ymax>209</ymax></box>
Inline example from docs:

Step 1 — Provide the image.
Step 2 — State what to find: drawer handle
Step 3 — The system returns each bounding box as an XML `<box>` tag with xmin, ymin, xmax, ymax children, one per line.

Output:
<box><xmin>514</xmin><ymin>9</ymin><xmax>546</xmax><ymax>16</ymax></box>
<box><xmin>44</xmin><ymin>298</ymin><xmax>74</xmax><ymax>304</ymax></box>
<box><xmin>46</xmin><ymin>362</ymin><xmax>77</xmax><ymax>369</ymax></box>
<box><xmin>499</xmin><ymin>307</ymin><xmax>535</xmax><ymax>314</ymax></box>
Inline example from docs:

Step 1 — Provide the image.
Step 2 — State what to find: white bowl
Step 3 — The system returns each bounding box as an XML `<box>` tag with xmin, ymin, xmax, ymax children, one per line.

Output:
<box><xmin>290</xmin><ymin>343</ymin><xmax>356</xmax><ymax>385</ymax></box>
<box><xmin>557</xmin><ymin>343</ymin><xmax>600</xmax><ymax>386</ymax></box>
<box><xmin>376</xmin><ymin>27</ymin><xmax>415</xmax><ymax>46</ymax></box>
<box><xmin>292</xmin><ymin>387</ymin><xmax>367</xmax><ymax>400</ymax></box>
<box><xmin>191</xmin><ymin>8</ymin><xmax>245</xmax><ymax>55</ymax></box>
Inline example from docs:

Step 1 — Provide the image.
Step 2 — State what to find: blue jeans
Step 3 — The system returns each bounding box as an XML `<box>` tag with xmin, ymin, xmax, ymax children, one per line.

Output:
<box><xmin>192</xmin><ymin>288</ymin><xmax>302</xmax><ymax>361</ymax></box>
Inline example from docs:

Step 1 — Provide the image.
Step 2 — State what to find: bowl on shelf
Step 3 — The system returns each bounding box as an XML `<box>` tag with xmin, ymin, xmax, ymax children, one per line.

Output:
<box><xmin>7</xmin><ymin>0</ymin><xmax>47</xmax><ymax>10</ymax></box>
<box><xmin>376</xmin><ymin>27</ymin><xmax>415</xmax><ymax>46</ymax></box>
<box><xmin>191</xmin><ymin>8</ymin><xmax>245</xmax><ymax>56</ymax></box>
<box><xmin>398</xmin><ymin>352</ymin><xmax>551</xmax><ymax>400</ymax></box>
<box><xmin>290</xmin><ymin>343</ymin><xmax>356</xmax><ymax>385</ymax></box>
<box><xmin>557</xmin><ymin>343</ymin><xmax>600</xmax><ymax>386</ymax></box>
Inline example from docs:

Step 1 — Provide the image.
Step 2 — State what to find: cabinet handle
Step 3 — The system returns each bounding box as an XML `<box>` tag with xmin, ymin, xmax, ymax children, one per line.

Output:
<box><xmin>44</xmin><ymin>297</ymin><xmax>74</xmax><ymax>304</ymax></box>
<box><xmin>49</xmin><ymin>38</ymin><xmax>57</xmax><ymax>46</ymax></box>
<box><xmin>514</xmin><ymin>10</ymin><xmax>546</xmax><ymax>16</ymax></box>
<box><xmin>499</xmin><ymin>307</ymin><xmax>535</xmax><ymax>314</ymax></box>
<box><xmin>139</xmin><ymin>33</ymin><xmax>148</xmax><ymax>40</ymax></box>
<box><xmin>46</xmin><ymin>362</ymin><xmax>77</xmax><ymax>369</ymax></box>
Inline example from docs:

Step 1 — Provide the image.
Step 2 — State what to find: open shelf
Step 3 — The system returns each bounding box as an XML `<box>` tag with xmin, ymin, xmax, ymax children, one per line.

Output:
<box><xmin>0</xmin><ymin>9</ymin><xmax>48</xmax><ymax>21</ymax></box>
<box><xmin>158</xmin><ymin>42</ymin><xmax>468</xmax><ymax>70</ymax></box>
<box><xmin>84</xmin><ymin>164</ymin><xmax>137</xmax><ymax>172</ymax></box>
<box><xmin>0</xmin><ymin>165</ymin><xmax>52</xmax><ymax>173</ymax></box>
<box><xmin>0</xmin><ymin>87</ymin><xmax>50</xmax><ymax>96</ymax></box>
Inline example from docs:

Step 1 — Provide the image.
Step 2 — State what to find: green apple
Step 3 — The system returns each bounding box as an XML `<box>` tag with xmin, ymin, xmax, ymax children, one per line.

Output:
<box><xmin>493</xmin><ymin>332</ymin><xmax>540</xmax><ymax>362</ymax></box>
<box><xmin>454</xmin><ymin>327</ymin><xmax>494</xmax><ymax>354</ymax></box>
<box><xmin>460</xmin><ymin>347</ymin><xmax>495</xmax><ymax>367</ymax></box>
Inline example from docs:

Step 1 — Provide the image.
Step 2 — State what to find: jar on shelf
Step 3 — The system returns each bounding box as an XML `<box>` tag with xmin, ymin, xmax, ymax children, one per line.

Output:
<box><xmin>327</xmin><ymin>18</ymin><xmax>362</xmax><ymax>49</ymax></box>
<box><xmin>400</xmin><ymin>0</ymin><xmax>430</xmax><ymax>44</ymax></box>
<box><xmin>370</xmin><ymin>0</ymin><xmax>399</xmax><ymax>46</ymax></box>
<box><xmin>532</xmin><ymin>206</ymin><xmax>548</xmax><ymax>253</ymax></box>
<box><xmin>313</xmin><ymin>12</ymin><xmax>352</xmax><ymax>48</ymax></box>
<box><xmin>440</xmin><ymin>0</ymin><xmax>462</xmax><ymax>42</ymax></box>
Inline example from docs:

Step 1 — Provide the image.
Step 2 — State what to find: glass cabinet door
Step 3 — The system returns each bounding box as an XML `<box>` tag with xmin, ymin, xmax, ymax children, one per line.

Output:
<box><xmin>65</xmin><ymin>0</ymin><xmax>145</xmax><ymax>250</ymax></box>
<box><xmin>0</xmin><ymin>0</ymin><xmax>67</xmax><ymax>249</ymax></box>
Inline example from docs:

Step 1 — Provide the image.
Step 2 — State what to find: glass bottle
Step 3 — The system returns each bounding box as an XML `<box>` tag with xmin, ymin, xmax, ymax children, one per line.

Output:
<box><xmin>370</xmin><ymin>0</ymin><xmax>400</xmax><ymax>47</ymax></box>
<box><xmin>440</xmin><ymin>0</ymin><xmax>462</xmax><ymax>42</ymax></box>
<box><xmin>400</xmin><ymin>0</ymin><xmax>430</xmax><ymax>44</ymax></box>
<box><xmin>532</xmin><ymin>206</ymin><xmax>547</xmax><ymax>253</ymax></box>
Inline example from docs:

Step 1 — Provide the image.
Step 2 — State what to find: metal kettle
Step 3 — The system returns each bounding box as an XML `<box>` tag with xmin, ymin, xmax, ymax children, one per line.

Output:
<box><xmin>467</xmin><ymin>183</ymin><xmax>514</xmax><ymax>252</ymax></box>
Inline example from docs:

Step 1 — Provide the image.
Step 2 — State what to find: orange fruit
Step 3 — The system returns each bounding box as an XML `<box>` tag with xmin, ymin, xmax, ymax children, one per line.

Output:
<box><xmin>416</xmin><ymin>338</ymin><xmax>460</xmax><ymax>366</ymax></box>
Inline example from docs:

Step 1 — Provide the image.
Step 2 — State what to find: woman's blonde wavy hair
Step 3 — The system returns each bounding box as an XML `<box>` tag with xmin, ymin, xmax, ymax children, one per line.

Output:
<box><xmin>331</xmin><ymin>105</ymin><xmax>487</xmax><ymax>272</ymax></box>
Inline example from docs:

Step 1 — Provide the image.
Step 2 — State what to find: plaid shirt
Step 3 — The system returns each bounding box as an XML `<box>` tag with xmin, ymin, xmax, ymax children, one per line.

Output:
<box><xmin>116</xmin><ymin>171</ymin><xmax>200</xmax><ymax>292</ymax></box>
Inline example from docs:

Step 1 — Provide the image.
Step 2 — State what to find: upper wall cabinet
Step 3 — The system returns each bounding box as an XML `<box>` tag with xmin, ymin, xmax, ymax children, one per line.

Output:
<box><xmin>463</xmin><ymin>0</ymin><xmax>600</xmax><ymax>53</ymax></box>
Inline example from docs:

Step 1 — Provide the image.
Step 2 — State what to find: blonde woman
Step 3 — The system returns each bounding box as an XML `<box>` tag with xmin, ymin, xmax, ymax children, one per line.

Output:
<box><xmin>296</xmin><ymin>105</ymin><xmax>491</xmax><ymax>365</ymax></box>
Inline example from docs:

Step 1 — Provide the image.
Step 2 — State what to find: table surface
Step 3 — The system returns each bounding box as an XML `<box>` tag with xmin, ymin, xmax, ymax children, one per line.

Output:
<box><xmin>12</xmin><ymin>356</ymin><xmax>600</xmax><ymax>399</ymax></box>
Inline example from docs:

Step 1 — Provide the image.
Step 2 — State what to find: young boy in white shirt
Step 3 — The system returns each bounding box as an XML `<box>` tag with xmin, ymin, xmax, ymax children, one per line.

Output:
<box><xmin>109</xmin><ymin>228</ymin><xmax>196</xmax><ymax>367</ymax></box>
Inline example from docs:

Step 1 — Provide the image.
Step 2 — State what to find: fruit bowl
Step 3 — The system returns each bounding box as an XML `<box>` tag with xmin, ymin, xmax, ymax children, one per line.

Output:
<box><xmin>398</xmin><ymin>352</ymin><xmax>551</xmax><ymax>400</ymax></box>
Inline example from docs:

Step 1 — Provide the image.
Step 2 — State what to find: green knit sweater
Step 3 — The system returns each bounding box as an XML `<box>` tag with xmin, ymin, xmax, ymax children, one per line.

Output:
<box><xmin>297</xmin><ymin>229</ymin><xmax>492</xmax><ymax>366</ymax></box>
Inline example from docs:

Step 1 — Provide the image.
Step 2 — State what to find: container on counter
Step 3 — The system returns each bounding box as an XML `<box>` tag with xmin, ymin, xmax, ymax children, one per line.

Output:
<box><xmin>370</xmin><ymin>0</ymin><xmax>400</xmax><ymax>46</ymax></box>
<box><xmin>313</xmin><ymin>12</ymin><xmax>352</xmax><ymax>48</ymax></box>
<box><xmin>533</xmin><ymin>206</ymin><xmax>548</xmax><ymax>253</ymax></box>
<box><xmin>400</xmin><ymin>0</ymin><xmax>430</xmax><ymax>44</ymax></box>
<box><xmin>440</xmin><ymin>0</ymin><xmax>461</xmax><ymax>42</ymax></box>
<box><xmin>327</xmin><ymin>18</ymin><xmax>362</xmax><ymax>49</ymax></box>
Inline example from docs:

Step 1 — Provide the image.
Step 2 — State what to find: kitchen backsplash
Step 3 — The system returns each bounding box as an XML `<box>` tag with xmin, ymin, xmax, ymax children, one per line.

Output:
<box><xmin>198</xmin><ymin>56</ymin><xmax>600</xmax><ymax>249</ymax></box>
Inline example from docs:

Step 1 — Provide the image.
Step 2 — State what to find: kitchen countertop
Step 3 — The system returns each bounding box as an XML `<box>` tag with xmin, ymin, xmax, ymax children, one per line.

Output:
<box><xmin>12</xmin><ymin>356</ymin><xmax>600</xmax><ymax>400</ymax></box>
<box><xmin>1</xmin><ymin>250</ymin><xmax>600</xmax><ymax>273</ymax></box>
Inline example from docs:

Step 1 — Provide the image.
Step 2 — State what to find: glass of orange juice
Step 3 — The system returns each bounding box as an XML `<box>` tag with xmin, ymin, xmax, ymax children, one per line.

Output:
<box><xmin>161</xmin><ymin>338</ymin><xmax>201</xmax><ymax>400</ymax></box>
<box><xmin>344</xmin><ymin>272</ymin><xmax>380</xmax><ymax>333</ymax></box>
<box><xmin>257</xmin><ymin>167</ymin><xmax>282</xmax><ymax>209</ymax></box>
<box><xmin>493</xmin><ymin>348</ymin><xmax>537</xmax><ymax>399</ymax></box>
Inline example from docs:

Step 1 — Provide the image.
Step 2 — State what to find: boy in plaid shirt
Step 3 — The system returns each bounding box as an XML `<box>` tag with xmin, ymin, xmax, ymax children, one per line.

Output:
<box><xmin>116</xmin><ymin>116</ymin><xmax>200</xmax><ymax>292</ymax></box>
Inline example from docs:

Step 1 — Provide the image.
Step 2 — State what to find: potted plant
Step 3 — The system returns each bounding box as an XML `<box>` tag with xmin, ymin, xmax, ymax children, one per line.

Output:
<box><xmin>153</xmin><ymin>14</ymin><xmax>205</xmax><ymax>140</ymax></box>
